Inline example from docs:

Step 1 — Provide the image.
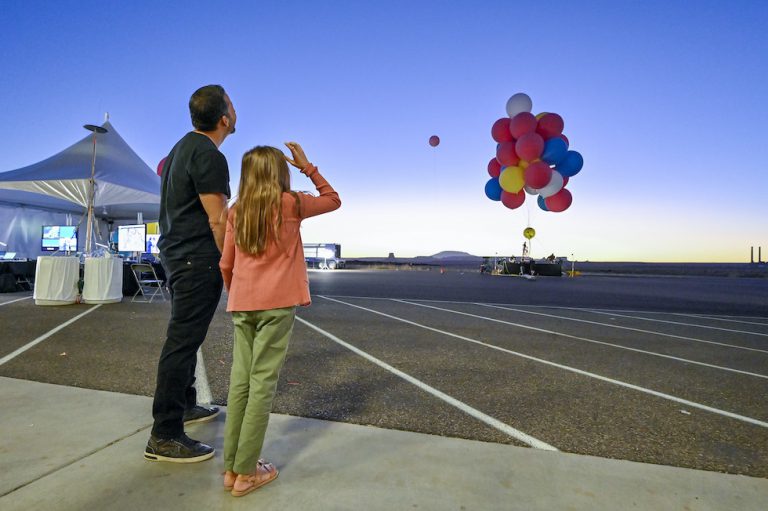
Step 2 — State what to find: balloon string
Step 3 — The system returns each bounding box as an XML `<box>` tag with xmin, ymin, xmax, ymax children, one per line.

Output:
<box><xmin>527</xmin><ymin>197</ymin><xmax>531</xmax><ymax>228</ymax></box>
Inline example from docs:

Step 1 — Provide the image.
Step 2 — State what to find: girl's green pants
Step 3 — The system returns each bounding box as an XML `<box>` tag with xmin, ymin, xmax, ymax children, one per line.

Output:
<box><xmin>224</xmin><ymin>307</ymin><xmax>295</xmax><ymax>474</ymax></box>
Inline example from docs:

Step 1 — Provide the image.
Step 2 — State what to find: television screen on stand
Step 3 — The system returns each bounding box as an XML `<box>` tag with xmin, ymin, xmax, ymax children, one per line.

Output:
<box><xmin>145</xmin><ymin>234</ymin><xmax>160</xmax><ymax>254</ymax></box>
<box><xmin>118</xmin><ymin>224</ymin><xmax>147</xmax><ymax>253</ymax></box>
<box><xmin>41</xmin><ymin>225</ymin><xmax>78</xmax><ymax>252</ymax></box>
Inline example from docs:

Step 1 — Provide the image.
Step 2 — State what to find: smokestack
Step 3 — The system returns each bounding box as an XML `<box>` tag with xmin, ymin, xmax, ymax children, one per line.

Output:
<box><xmin>751</xmin><ymin>246</ymin><xmax>754</xmax><ymax>263</ymax></box>
<box><xmin>760</xmin><ymin>246</ymin><xmax>763</xmax><ymax>263</ymax></box>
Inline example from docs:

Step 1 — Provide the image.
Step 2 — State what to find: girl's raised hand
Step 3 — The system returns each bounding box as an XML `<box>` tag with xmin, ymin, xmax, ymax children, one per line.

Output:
<box><xmin>284</xmin><ymin>142</ymin><xmax>310</xmax><ymax>170</ymax></box>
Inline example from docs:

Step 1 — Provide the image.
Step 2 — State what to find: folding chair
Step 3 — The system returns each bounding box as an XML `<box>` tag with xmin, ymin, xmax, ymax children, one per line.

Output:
<box><xmin>130</xmin><ymin>263</ymin><xmax>167</xmax><ymax>303</ymax></box>
<box><xmin>14</xmin><ymin>261</ymin><xmax>36</xmax><ymax>291</ymax></box>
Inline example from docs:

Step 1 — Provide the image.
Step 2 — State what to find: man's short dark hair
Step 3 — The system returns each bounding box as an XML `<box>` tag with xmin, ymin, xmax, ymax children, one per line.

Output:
<box><xmin>189</xmin><ymin>85</ymin><xmax>228</xmax><ymax>131</ymax></box>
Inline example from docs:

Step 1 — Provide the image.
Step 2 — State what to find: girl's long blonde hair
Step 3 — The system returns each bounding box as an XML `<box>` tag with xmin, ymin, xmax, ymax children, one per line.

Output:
<box><xmin>235</xmin><ymin>146</ymin><xmax>300</xmax><ymax>254</ymax></box>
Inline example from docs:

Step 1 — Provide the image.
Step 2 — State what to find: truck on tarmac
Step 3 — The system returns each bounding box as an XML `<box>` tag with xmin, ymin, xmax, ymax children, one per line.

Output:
<box><xmin>303</xmin><ymin>243</ymin><xmax>344</xmax><ymax>270</ymax></box>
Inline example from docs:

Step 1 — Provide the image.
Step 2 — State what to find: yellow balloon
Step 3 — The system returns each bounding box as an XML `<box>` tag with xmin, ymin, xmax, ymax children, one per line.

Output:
<box><xmin>519</xmin><ymin>160</ymin><xmax>529</xmax><ymax>169</ymax></box>
<box><xmin>499</xmin><ymin>166</ymin><xmax>525</xmax><ymax>193</ymax></box>
<box><xmin>523</xmin><ymin>227</ymin><xmax>536</xmax><ymax>239</ymax></box>
<box><xmin>535</xmin><ymin>112</ymin><xmax>548</xmax><ymax>120</ymax></box>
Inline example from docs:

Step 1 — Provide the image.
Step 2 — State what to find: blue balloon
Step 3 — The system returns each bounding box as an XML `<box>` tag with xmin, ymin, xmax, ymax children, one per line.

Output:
<box><xmin>542</xmin><ymin>137</ymin><xmax>568</xmax><ymax>165</ymax></box>
<box><xmin>484</xmin><ymin>178</ymin><xmax>503</xmax><ymax>201</ymax></box>
<box><xmin>537</xmin><ymin>195</ymin><xmax>548</xmax><ymax>211</ymax></box>
<box><xmin>556</xmin><ymin>150</ymin><xmax>584</xmax><ymax>177</ymax></box>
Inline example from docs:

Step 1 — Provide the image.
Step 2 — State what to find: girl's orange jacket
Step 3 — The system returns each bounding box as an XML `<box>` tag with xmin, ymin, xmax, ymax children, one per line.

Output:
<box><xmin>220</xmin><ymin>165</ymin><xmax>341</xmax><ymax>312</ymax></box>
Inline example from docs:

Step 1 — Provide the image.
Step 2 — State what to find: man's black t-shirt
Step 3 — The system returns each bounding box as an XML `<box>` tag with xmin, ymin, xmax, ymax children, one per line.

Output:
<box><xmin>158</xmin><ymin>132</ymin><xmax>231</xmax><ymax>262</ymax></box>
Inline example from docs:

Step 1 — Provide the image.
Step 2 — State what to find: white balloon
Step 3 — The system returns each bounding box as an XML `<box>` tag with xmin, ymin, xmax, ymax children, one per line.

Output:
<box><xmin>524</xmin><ymin>184</ymin><xmax>539</xmax><ymax>195</ymax></box>
<box><xmin>506</xmin><ymin>93</ymin><xmax>533</xmax><ymax>118</ymax></box>
<box><xmin>538</xmin><ymin>170</ymin><xmax>565</xmax><ymax>198</ymax></box>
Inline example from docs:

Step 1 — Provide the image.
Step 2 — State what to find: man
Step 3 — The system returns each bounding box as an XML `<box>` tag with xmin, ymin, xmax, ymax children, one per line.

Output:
<box><xmin>144</xmin><ymin>85</ymin><xmax>236</xmax><ymax>463</ymax></box>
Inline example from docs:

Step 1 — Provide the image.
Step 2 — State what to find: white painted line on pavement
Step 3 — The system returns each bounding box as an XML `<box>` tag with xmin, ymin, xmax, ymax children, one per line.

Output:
<box><xmin>0</xmin><ymin>305</ymin><xmax>103</xmax><ymax>366</ymax></box>
<box><xmin>544</xmin><ymin>307</ymin><xmax>768</xmax><ymax>321</ymax></box>
<box><xmin>0</xmin><ymin>296</ymin><xmax>32</xmax><ymax>307</ymax></box>
<box><xmin>476</xmin><ymin>304</ymin><xmax>768</xmax><ymax>355</ymax></box>
<box><xmin>413</xmin><ymin>301</ymin><xmax>768</xmax><ymax>379</ymax></box>
<box><xmin>667</xmin><ymin>313</ymin><xmax>768</xmax><ymax>327</ymax></box>
<box><xmin>194</xmin><ymin>348</ymin><xmax>212</xmax><ymax>405</ymax></box>
<box><xmin>319</xmin><ymin>296</ymin><xmax>768</xmax><ymax>429</ymax></box>
<box><xmin>295</xmin><ymin>315</ymin><xmax>558</xmax><ymax>451</ymax></box>
<box><xmin>580</xmin><ymin>309</ymin><xmax>768</xmax><ymax>339</ymax></box>
<box><xmin>319</xmin><ymin>295</ymin><xmax>767</xmax><ymax>322</ymax></box>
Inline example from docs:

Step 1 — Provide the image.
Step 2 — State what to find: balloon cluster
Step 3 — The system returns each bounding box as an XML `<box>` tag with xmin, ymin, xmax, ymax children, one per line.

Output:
<box><xmin>484</xmin><ymin>93</ymin><xmax>583</xmax><ymax>213</ymax></box>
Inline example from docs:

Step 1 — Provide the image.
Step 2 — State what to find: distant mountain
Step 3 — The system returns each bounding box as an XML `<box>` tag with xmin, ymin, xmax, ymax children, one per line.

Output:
<box><xmin>428</xmin><ymin>251</ymin><xmax>480</xmax><ymax>260</ymax></box>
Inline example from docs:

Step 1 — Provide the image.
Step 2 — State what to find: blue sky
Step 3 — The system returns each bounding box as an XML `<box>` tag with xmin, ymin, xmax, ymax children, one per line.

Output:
<box><xmin>1</xmin><ymin>0</ymin><xmax>766</xmax><ymax>261</ymax></box>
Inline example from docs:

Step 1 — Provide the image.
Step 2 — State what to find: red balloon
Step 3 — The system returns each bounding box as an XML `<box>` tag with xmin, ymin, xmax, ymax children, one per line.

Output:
<box><xmin>545</xmin><ymin>188</ymin><xmax>573</xmax><ymax>212</ymax></box>
<box><xmin>558</xmin><ymin>134</ymin><xmax>569</xmax><ymax>147</ymax></box>
<box><xmin>515</xmin><ymin>132</ymin><xmax>544</xmax><ymax>161</ymax></box>
<box><xmin>524</xmin><ymin>161</ymin><xmax>552</xmax><ymax>189</ymax></box>
<box><xmin>429</xmin><ymin>135</ymin><xmax>440</xmax><ymax>147</ymax></box>
<box><xmin>491</xmin><ymin>118</ymin><xmax>514</xmax><ymax>143</ymax></box>
<box><xmin>536</xmin><ymin>113</ymin><xmax>564</xmax><ymax>139</ymax></box>
<box><xmin>487</xmin><ymin>158</ymin><xmax>502</xmax><ymax>178</ymax></box>
<box><xmin>496</xmin><ymin>142</ymin><xmax>520</xmax><ymax>167</ymax></box>
<box><xmin>501</xmin><ymin>190</ymin><xmax>526</xmax><ymax>209</ymax></box>
<box><xmin>509</xmin><ymin>112</ymin><xmax>537</xmax><ymax>138</ymax></box>
<box><xmin>562</xmin><ymin>176</ymin><xmax>569</xmax><ymax>187</ymax></box>
<box><xmin>156</xmin><ymin>157</ymin><xmax>167</xmax><ymax>176</ymax></box>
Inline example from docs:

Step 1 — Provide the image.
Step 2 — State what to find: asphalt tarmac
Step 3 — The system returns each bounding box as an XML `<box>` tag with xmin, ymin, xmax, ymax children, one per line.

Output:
<box><xmin>1</xmin><ymin>269</ymin><xmax>766</xmax><ymax>478</ymax></box>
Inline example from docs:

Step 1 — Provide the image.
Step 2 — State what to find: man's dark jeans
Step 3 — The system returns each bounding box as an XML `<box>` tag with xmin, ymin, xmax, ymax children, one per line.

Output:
<box><xmin>151</xmin><ymin>256</ymin><xmax>223</xmax><ymax>439</ymax></box>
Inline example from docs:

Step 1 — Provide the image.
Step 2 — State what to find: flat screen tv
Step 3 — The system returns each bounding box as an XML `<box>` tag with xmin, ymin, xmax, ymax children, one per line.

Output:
<box><xmin>118</xmin><ymin>224</ymin><xmax>147</xmax><ymax>252</ymax></box>
<box><xmin>145</xmin><ymin>234</ymin><xmax>160</xmax><ymax>254</ymax></box>
<box><xmin>41</xmin><ymin>225</ymin><xmax>78</xmax><ymax>252</ymax></box>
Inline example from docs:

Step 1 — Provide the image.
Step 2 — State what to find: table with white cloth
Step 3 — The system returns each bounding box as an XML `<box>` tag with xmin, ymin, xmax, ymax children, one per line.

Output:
<box><xmin>82</xmin><ymin>256</ymin><xmax>123</xmax><ymax>304</ymax></box>
<box><xmin>33</xmin><ymin>256</ymin><xmax>79</xmax><ymax>306</ymax></box>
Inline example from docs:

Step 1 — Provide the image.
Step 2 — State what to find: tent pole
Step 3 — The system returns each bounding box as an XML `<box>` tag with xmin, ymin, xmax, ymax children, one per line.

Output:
<box><xmin>85</xmin><ymin>133</ymin><xmax>96</xmax><ymax>254</ymax></box>
<box><xmin>82</xmin><ymin>124</ymin><xmax>107</xmax><ymax>254</ymax></box>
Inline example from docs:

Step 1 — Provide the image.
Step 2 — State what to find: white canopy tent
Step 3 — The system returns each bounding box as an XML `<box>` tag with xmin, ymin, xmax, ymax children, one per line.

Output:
<box><xmin>0</xmin><ymin>121</ymin><xmax>161</xmax><ymax>259</ymax></box>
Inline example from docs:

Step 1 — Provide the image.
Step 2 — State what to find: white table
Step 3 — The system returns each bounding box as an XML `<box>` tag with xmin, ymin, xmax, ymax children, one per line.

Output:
<box><xmin>82</xmin><ymin>256</ymin><xmax>123</xmax><ymax>304</ymax></box>
<box><xmin>33</xmin><ymin>256</ymin><xmax>79</xmax><ymax>306</ymax></box>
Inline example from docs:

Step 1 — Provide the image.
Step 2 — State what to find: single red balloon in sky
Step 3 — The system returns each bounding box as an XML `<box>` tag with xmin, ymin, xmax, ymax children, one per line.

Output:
<box><xmin>156</xmin><ymin>157</ymin><xmax>167</xmax><ymax>176</ymax></box>
<box><xmin>429</xmin><ymin>135</ymin><xmax>440</xmax><ymax>147</ymax></box>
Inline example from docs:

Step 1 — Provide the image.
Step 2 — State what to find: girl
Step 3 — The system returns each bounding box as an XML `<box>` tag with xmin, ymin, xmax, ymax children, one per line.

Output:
<box><xmin>219</xmin><ymin>142</ymin><xmax>341</xmax><ymax>497</ymax></box>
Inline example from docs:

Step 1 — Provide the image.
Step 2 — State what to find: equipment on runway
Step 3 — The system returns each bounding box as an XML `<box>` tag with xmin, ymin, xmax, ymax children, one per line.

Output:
<box><xmin>304</xmin><ymin>243</ymin><xmax>344</xmax><ymax>270</ymax></box>
<box><xmin>480</xmin><ymin>256</ymin><xmax>562</xmax><ymax>277</ymax></box>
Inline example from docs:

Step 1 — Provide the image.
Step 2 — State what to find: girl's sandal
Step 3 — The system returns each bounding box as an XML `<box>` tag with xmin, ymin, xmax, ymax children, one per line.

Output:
<box><xmin>223</xmin><ymin>459</ymin><xmax>266</xmax><ymax>490</ymax></box>
<box><xmin>223</xmin><ymin>470</ymin><xmax>236</xmax><ymax>491</ymax></box>
<box><xmin>231</xmin><ymin>460</ymin><xmax>278</xmax><ymax>497</ymax></box>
